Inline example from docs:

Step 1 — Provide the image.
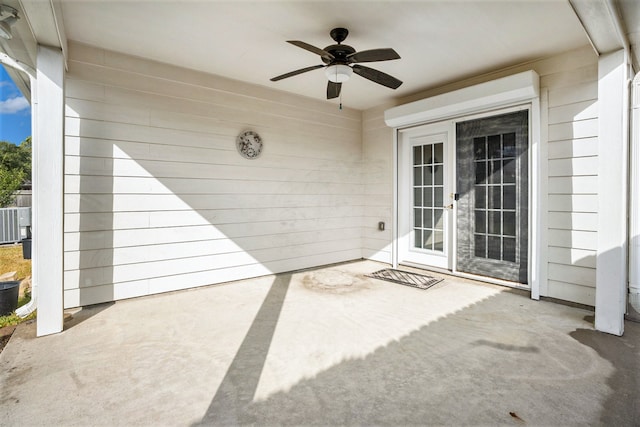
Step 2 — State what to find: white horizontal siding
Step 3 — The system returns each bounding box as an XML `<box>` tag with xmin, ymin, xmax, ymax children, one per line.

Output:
<box><xmin>64</xmin><ymin>206</ymin><xmax>360</xmax><ymax>232</ymax></box>
<box><xmin>544</xmin><ymin>157</ymin><xmax>598</xmax><ymax>177</ymax></box>
<box><xmin>65</xmin><ymin>176</ymin><xmax>362</xmax><ymax>196</ymax></box>
<box><xmin>547</xmin><ymin>230</ymin><xmax>597</xmax><ymax>251</ymax></box>
<box><xmin>548</xmin><ymin>81</ymin><xmax>597</xmax><ymax>107</ymax></box>
<box><xmin>547</xmin><ymin>247</ymin><xmax>596</xmax><ymax>268</ymax></box>
<box><xmin>546</xmin><ymin>280</ymin><xmax>596</xmax><ymax>306</ymax></box>
<box><xmin>547</xmin><ymin>138</ymin><xmax>597</xmax><ymax>160</ymax></box>
<box><xmin>547</xmin><ymin>176</ymin><xmax>597</xmax><ymax>194</ymax></box>
<box><xmin>547</xmin><ymin>194</ymin><xmax>597</xmax><ymax>212</ymax></box>
<box><xmin>360</xmin><ymin>106</ymin><xmax>394</xmax><ymax>264</ymax></box>
<box><xmin>65</xmin><ymin>239</ymin><xmax>363</xmax><ymax>288</ymax></box>
<box><xmin>64</xmin><ymin>248</ymin><xmax>361</xmax><ymax>308</ymax></box>
<box><xmin>65</xmin><ymin>221</ymin><xmax>363</xmax><ymax>252</ymax></box>
<box><xmin>548</xmin><ymin>118</ymin><xmax>598</xmax><ymax>141</ymax></box>
<box><xmin>64</xmin><ymin>135</ymin><xmax>361</xmax><ymax>170</ymax></box>
<box><xmin>548</xmin><ymin>212</ymin><xmax>597</xmax><ymax>231</ymax></box>
<box><xmin>544</xmin><ymin>51</ymin><xmax>598</xmax><ymax>304</ymax></box>
<box><xmin>63</xmin><ymin>42</ymin><xmax>363</xmax><ymax>308</ymax></box>
<box><xmin>65</xmin><ymin>231</ymin><xmax>363</xmax><ymax>270</ymax></box>
<box><xmin>64</xmin><ymin>194</ymin><xmax>364</xmax><ymax>213</ymax></box>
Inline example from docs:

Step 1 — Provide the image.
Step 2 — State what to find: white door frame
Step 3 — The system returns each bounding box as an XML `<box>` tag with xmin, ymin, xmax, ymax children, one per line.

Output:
<box><xmin>397</xmin><ymin>121</ymin><xmax>455</xmax><ymax>270</ymax></box>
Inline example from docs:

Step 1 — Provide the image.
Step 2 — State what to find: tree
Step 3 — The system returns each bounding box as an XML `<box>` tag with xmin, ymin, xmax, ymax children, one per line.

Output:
<box><xmin>0</xmin><ymin>137</ymin><xmax>31</xmax><ymax>207</ymax></box>
<box><xmin>0</xmin><ymin>167</ymin><xmax>25</xmax><ymax>207</ymax></box>
<box><xmin>0</xmin><ymin>137</ymin><xmax>31</xmax><ymax>175</ymax></box>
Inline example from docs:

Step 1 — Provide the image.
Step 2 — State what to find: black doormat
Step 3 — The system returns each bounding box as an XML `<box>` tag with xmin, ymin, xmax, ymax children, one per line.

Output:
<box><xmin>366</xmin><ymin>269</ymin><xmax>443</xmax><ymax>290</ymax></box>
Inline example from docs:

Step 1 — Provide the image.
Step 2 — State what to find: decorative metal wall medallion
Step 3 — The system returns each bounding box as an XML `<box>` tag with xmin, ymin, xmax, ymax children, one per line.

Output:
<box><xmin>236</xmin><ymin>130</ymin><xmax>263</xmax><ymax>159</ymax></box>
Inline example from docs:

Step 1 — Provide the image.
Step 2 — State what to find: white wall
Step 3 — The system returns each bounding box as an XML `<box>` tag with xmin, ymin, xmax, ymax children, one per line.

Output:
<box><xmin>63</xmin><ymin>42</ymin><xmax>600</xmax><ymax>308</ymax></box>
<box><xmin>362</xmin><ymin>105</ymin><xmax>395</xmax><ymax>263</ymax></box>
<box><xmin>545</xmin><ymin>48</ymin><xmax>599</xmax><ymax>306</ymax></box>
<box><xmin>362</xmin><ymin>46</ymin><xmax>599</xmax><ymax>306</ymax></box>
<box><xmin>63</xmin><ymin>42</ymin><xmax>363</xmax><ymax>308</ymax></box>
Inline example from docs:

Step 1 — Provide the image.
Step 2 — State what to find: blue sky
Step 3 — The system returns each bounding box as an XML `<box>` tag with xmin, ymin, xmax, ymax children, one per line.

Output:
<box><xmin>0</xmin><ymin>65</ymin><xmax>31</xmax><ymax>145</ymax></box>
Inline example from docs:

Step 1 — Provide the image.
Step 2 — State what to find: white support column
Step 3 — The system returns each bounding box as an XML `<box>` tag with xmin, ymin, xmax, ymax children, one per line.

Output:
<box><xmin>34</xmin><ymin>45</ymin><xmax>64</xmax><ymax>336</ymax></box>
<box><xmin>595</xmin><ymin>49</ymin><xmax>629</xmax><ymax>336</ymax></box>
<box><xmin>629</xmin><ymin>71</ymin><xmax>640</xmax><ymax>320</ymax></box>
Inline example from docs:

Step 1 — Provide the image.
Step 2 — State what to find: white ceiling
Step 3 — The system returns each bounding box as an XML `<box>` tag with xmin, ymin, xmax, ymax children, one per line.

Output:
<box><xmin>56</xmin><ymin>1</ymin><xmax>590</xmax><ymax>110</ymax></box>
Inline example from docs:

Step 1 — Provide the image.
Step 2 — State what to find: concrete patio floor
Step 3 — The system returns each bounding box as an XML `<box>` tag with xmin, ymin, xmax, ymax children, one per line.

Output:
<box><xmin>1</xmin><ymin>260</ymin><xmax>639</xmax><ymax>426</ymax></box>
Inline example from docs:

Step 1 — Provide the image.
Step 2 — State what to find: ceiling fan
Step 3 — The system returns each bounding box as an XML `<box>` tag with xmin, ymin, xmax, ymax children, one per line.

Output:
<box><xmin>270</xmin><ymin>27</ymin><xmax>402</xmax><ymax>100</ymax></box>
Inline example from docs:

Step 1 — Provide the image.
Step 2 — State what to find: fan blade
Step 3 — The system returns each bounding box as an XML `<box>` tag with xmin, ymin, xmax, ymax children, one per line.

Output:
<box><xmin>352</xmin><ymin>64</ymin><xmax>403</xmax><ymax>89</ymax></box>
<box><xmin>327</xmin><ymin>81</ymin><xmax>342</xmax><ymax>99</ymax></box>
<box><xmin>348</xmin><ymin>48</ymin><xmax>400</xmax><ymax>63</ymax></box>
<box><xmin>287</xmin><ymin>40</ymin><xmax>335</xmax><ymax>61</ymax></box>
<box><xmin>270</xmin><ymin>65</ymin><xmax>325</xmax><ymax>81</ymax></box>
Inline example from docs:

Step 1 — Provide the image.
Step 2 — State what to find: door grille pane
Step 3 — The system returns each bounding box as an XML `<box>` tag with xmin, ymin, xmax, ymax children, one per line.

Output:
<box><xmin>472</xmin><ymin>132</ymin><xmax>519</xmax><ymax>262</ymax></box>
<box><xmin>424</xmin><ymin>209</ymin><xmax>433</xmax><ymax>229</ymax></box>
<box><xmin>413</xmin><ymin>141</ymin><xmax>445</xmax><ymax>253</ymax></box>
<box><xmin>413</xmin><ymin>167</ymin><xmax>421</xmax><ymax>185</ymax></box>
<box><xmin>413</xmin><ymin>146</ymin><xmax>422</xmax><ymax>165</ymax></box>
<box><xmin>433</xmin><ymin>144</ymin><xmax>443</xmax><ymax>163</ymax></box>
<box><xmin>423</xmin><ymin>187</ymin><xmax>432</xmax><ymax>207</ymax></box>
<box><xmin>414</xmin><ymin>208</ymin><xmax>422</xmax><ymax>228</ymax></box>
<box><xmin>503</xmin><ymin>237</ymin><xmax>516</xmax><ymax>262</ymax></box>
<box><xmin>474</xmin><ymin>234</ymin><xmax>486</xmax><ymax>257</ymax></box>
<box><xmin>475</xmin><ymin>187</ymin><xmax>486</xmax><ymax>209</ymax></box>
<box><xmin>423</xmin><ymin>145</ymin><xmax>432</xmax><ymax>164</ymax></box>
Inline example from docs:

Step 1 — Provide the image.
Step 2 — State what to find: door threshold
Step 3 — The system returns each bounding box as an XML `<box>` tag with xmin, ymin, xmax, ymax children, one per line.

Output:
<box><xmin>399</xmin><ymin>262</ymin><xmax>530</xmax><ymax>292</ymax></box>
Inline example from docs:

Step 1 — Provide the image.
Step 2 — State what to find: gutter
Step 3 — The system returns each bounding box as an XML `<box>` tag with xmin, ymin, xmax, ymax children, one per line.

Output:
<box><xmin>0</xmin><ymin>52</ymin><xmax>37</xmax><ymax>319</ymax></box>
<box><xmin>0</xmin><ymin>52</ymin><xmax>35</xmax><ymax>79</ymax></box>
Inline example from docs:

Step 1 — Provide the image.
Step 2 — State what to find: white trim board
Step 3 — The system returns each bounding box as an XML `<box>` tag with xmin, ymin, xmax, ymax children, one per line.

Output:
<box><xmin>384</xmin><ymin>70</ymin><xmax>540</xmax><ymax>128</ymax></box>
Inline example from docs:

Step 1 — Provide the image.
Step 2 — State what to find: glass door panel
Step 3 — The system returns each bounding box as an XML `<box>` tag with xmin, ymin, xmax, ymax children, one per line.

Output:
<box><xmin>456</xmin><ymin>110</ymin><xmax>528</xmax><ymax>283</ymax></box>
<box><xmin>412</xmin><ymin>142</ymin><xmax>445</xmax><ymax>253</ymax></box>
<box><xmin>398</xmin><ymin>122</ymin><xmax>452</xmax><ymax>270</ymax></box>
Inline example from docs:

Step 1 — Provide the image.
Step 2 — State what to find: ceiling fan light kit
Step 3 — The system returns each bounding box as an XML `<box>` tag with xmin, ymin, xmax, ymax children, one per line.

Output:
<box><xmin>325</xmin><ymin>64</ymin><xmax>352</xmax><ymax>83</ymax></box>
<box><xmin>271</xmin><ymin>27</ymin><xmax>402</xmax><ymax>102</ymax></box>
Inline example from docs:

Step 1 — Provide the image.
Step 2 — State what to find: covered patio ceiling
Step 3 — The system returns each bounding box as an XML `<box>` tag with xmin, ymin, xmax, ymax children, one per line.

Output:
<box><xmin>2</xmin><ymin>0</ymin><xmax>626</xmax><ymax>110</ymax></box>
<box><xmin>57</xmin><ymin>0</ymin><xmax>592</xmax><ymax>110</ymax></box>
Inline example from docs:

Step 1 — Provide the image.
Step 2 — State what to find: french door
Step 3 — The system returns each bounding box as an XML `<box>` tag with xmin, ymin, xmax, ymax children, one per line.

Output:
<box><xmin>398</xmin><ymin>122</ymin><xmax>453</xmax><ymax>269</ymax></box>
<box><xmin>455</xmin><ymin>110</ymin><xmax>529</xmax><ymax>283</ymax></box>
<box><xmin>397</xmin><ymin>110</ymin><xmax>529</xmax><ymax>284</ymax></box>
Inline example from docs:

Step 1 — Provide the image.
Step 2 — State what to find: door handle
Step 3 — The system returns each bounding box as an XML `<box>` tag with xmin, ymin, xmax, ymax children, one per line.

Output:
<box><xmin>444</xmin><ymin>204</ymin><xmax>453</xmax><ymax>210</ymax></box>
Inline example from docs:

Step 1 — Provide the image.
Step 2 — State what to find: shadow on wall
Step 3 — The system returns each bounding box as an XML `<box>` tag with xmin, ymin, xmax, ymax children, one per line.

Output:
<box><xmin>74</xmin><ymin>147</ymin><xmax>114</xmax><ymax>314</ymax></box>
<box><xmin>540</xmin><ymin>91</ymin><xmax>598</xmax><ymax>304</ymax></box>
<box><xmin>64</xmin><ymin>89</ymin><xmax>364</xmax><ymax>311</ymax></box>
<box><xmin>188</xmin><ymin>274</ymin><xmax>635</xmax><ymax>426</ymax></box>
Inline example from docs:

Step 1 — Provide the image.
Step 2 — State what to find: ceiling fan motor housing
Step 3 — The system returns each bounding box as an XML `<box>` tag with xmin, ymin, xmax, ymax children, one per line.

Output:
<box><xmin>330</xmin><ymin>27</ymin><xmax>349</xmax><ymax>43</ymax></box>
<box><xmin>321</xmin><ymin>44</ymin><xmax>355</xmax><ymax>65</ymax></box>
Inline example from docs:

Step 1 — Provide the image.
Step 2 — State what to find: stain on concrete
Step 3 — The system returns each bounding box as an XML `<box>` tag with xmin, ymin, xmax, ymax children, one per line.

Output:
<box><xmin>302</xmin><ymin>269</ymin><xmax>370</xmax><ymax>294</ymax></box>
<box><xmin>570</xmin><ymin>323</ymin><xmax>640</xmax><ymax>426</ymax></box>
<box><xmin>473</xmin><ymin>339</ymin><xmax>539</xmax><ymax>353</ymax></box>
